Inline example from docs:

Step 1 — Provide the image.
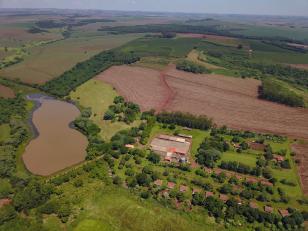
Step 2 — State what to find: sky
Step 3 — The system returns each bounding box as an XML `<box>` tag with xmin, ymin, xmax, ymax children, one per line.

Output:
<box><xmin>0</xmin><ymin>0</ymin><xmax>308</xmax><ymax>17</ymax></box>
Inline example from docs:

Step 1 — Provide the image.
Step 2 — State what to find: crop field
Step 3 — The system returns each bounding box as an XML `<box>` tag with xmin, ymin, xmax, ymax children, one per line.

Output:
<box><xmin>70</xmin><ymin>79</ymin><xmax>140</xmax><ymax>140</ymax></box>
<box><xmin>120</xmin><ymin>37</ymin><xmax>201</xmax><ymax>58</ymax></box>
<box><xmin>96</xmin><ymin>65</ymin><xmax>308</xmax><ymax>140</ymax></box>
<box><xmin>0</xmin><ymin>34</ymin><xmax>141</xmax><ymax>84</ymax></box>
<box><xmin>292</xmin><ymin>142</ymin><xmax>308</xmax><ymax>194</ymax></box>
<box><xmin>95</xmin><ymin>65</ymin><xmax>171</xmax><ymax>112</ymax></box>
<box><xmin>0</xmin><ymin>84</ymin><xmax>15</xmax><ymax>98</ymax></box>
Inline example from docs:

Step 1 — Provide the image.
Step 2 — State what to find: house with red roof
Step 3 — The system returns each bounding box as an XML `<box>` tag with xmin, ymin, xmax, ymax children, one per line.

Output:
<box><xmin>264</xmin><ymin>206</ymin><xmax>274</xmax><ymax>213</ymax></box>
<box><xmin>167</xmin><ymin>182</ymin><xmax>176</xmax><ymax>189</ymax></box>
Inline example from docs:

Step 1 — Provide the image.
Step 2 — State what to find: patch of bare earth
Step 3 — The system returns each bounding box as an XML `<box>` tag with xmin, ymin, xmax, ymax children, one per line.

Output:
<box><xmin>96</xmin><ymin>65</ymin><xmax>308</xmax><ymax>141</ymax></box>
<box><xmin>292</xmin><ymin>143</ymin><xmax>308</xmax><ymax>194</ymax></box>
<box><xmin>289</xmin><ymin>64</ymin><xmax>308</xmax><ymax>70</ymax></box>
<box><xmin>95</xmin><ymin>66</ymin><xmax>173</xmax><ymax>111</ymax></box>
<box><xmin>0</xmin><ymin>84</ymin><xmax>15</xmax><ymax>98</ymax></box>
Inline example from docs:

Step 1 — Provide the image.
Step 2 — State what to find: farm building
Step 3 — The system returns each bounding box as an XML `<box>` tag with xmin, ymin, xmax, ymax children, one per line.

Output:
<box><xmin>150</xmin><ymin>134</ymin><xmax>191</xmax><ymax>163</ymax></box>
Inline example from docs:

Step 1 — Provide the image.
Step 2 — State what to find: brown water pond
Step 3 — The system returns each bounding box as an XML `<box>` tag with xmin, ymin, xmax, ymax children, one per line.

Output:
<box><xmin>23</xmin><ymin>96</ymin><xmax>88</xmax><ymax>176</ymax></box>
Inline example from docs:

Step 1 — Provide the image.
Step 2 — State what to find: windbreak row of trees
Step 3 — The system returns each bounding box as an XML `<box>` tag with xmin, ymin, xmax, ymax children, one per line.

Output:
<box><xmin>259</xmin><ymin>78</ymin><xmax>305</xmax><ymax>107</ymax></box>
<box><xmin>42</xmin><ymin>51</ymin><xmax>140</xmax><ymax>97</ymax></box>
<box><xmin>157</xmin><ymin>111</ymin><xmax>213</xmax><ymax>130</ymax></box>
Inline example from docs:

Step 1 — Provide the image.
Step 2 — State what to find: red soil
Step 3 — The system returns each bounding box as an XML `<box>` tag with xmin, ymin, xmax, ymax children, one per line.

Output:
<box><xmin>289</xmin><ymin>64</ymin><xmax>308</xmax><ymax>70</ymax></box>
<box><xmin>95</xmin><ymin>66</ymin><xmax>170</xmax><ymax>111</ymax></box>
<box><xmin>292</xmin><ymin>142</ymin><xmax>308</xmax><ymax>194</ymax></box>
<box><xmin>96</xmin><ymin>65</ymin><xmax>308</xmax><ymax>141</ymax></box>
<box><xmin>0</xmin><ymin>84</ymin><xmax>15</xmax><ymax>98</ymax></box>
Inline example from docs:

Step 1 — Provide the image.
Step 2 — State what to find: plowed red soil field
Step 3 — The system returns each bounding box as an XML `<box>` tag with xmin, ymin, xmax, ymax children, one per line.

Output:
<box><xmin>0</xmin><ymin>84</ymin><xmax>15</xmax><ymax>98</ymax></box>
<box><xmin>292</xmin><ymin>142</ymin><xmax>308</xmax><ymax>194</ymax></box>
<box><xmin>96</xmin><ymin>65</ymin><xmax>308</xmax><ymax>140</ymax></box>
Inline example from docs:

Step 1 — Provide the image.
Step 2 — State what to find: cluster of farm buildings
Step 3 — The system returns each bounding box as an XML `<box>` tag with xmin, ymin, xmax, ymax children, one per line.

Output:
<box><xmin>150</xmin><ymin>134</ymin><xmax>192</xmax><ymax>163</ymax></box>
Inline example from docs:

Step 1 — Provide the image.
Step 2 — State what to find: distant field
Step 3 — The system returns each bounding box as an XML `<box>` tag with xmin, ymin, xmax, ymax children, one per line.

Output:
<box><xmin>120</xmin><ymin>37</ymin><xmax>201</xmax><ymax>58</ymax></box>
<box><xmin>231</xmin><ymin>24</ymin><xmax>308</xmax><ymax>42</ymax></box>
<box><xmin>0</xmin><ymin>34</ymin><xmax>141</xmax><ymax>84</ymax></box>
<box><xmin>70</xmin><ymin>79</ymin><xmax>140</xmax><ymax>140</ymax></box>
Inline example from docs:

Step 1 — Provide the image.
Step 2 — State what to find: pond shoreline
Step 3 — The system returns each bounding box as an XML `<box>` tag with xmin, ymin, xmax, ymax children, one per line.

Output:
<box><xmin>23</xmin><ymin>93</ymin><xmax>88</xmax><ymax>176</ymax></box>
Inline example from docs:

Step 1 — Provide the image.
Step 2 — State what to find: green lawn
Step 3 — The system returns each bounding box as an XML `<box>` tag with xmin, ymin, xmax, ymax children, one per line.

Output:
<box><xmin>70</xmin><ymin>79</ymin><xmax>140</xmax><ymax>140</ymax></box>
<box><xmin>0</xmin><ymin>124</ymin><xmax>10</xmax><ymax>142</ymax></box>
<box><xmin>220</xmin><ymin>151</ymin><xmax>257</xmax><ymax>168</ymax></box>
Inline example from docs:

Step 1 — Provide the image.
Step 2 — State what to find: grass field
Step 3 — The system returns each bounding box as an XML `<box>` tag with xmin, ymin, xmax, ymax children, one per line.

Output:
<box><xmin>71</xmin><ymin>186</ymin><xmax>222</xmax><ymax>231</ymax></box>
<box><xmin>70</xmin><ymin>79</ymin><xmax>140</xmax><ymax>141</ymax></box>
<box><xmin>120</xmin><ymin>37</ymin><xmax>201</xmax><ymax>58</ymax></box>
<box><xmin>0</xmin><ymin>124</ymin><xmax>10</xmax><ymax>142</ymax></box>
<box><xmin>232</xmin><ymin>24</ymin><xmax>308</xmax><ymax>42</ymax></box>
<box><xmin>220</xmin><ymin>151</ymin><xmax>257</xmax><ymax>168</ymax></box>
<box><xmin>0</xmin><ymin>34</ymin><xmax>141</xmax><ymax>84</ymax></box>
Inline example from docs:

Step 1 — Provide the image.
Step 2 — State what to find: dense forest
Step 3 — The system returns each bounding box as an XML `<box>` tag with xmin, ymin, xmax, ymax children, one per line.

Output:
<box><xmin>42</xmin><ymin>51</ymin><xmax>140</xmax><ymax>97</ymax></box>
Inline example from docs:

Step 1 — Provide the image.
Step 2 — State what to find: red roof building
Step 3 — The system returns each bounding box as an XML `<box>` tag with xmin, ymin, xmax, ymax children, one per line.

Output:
<box><xmin>219</xmin><ymin>194</ymin><xmax>229</xmax><ymax>203</ymax></box>
<box><xmin>249</xmin><ymin>202</ymin><xmax>258</xmax><ymax>209</ymax></box>
<box><xmin>264</xmin><ymin>206</ymin><xmax>274</xmax><ymax>213</ymax></box>
<box><xmin>279</xmin><ymin>209</ymin><xmax>290</xmax><ymax>217</ymax></box>
<box><xmin>273</xmin><ymin>155</ymin><xmax>285</xmax><ymax>162</ymax></box>
<box><xmin>167</xmin><ymin>182</ymin><xmax>176</xmax><ymax>189</ymax></box>
<box><xmin>154</xmin><ymin>179</ymin><xmax>163</xmax><ymax>187</ymax></box>
<box><xmin>205</xmin><ymin>191</ymin><xmax>214</xmax><ymax>198</ymax></box>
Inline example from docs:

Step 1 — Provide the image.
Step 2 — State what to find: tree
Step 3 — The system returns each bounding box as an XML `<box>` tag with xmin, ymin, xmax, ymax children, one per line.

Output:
<box><xmin>104</xmin><ymin>109</ymin><xmax>115</xmax><ymax>120</ymax></box>
<box><xmin>196</xmin><ymin>148</ymin><xmax>222</xmax><ymax>168</ymax></box>
<box><xmin>13</xmin><ymin>180</ymin><xmax>53</xmax><ymax>211</ymax></box>
<box><xmin>0</xmin><ymin>205</ymin><xmax>16</xmax><ymax>225</ymax></box>
<box><xmin>147</xmin><ymin>152</ymin><xmax>161</xmax><ymax>164</ymax></box>
<box><xmin>113</xmin><ymin>176</ymin><xmax>122</xmax><ymax>185</ymax></box>
<box><xmin>136</xmin><ymin>173</ymin><xmax>151</xmax><ymax>186</ymax></box>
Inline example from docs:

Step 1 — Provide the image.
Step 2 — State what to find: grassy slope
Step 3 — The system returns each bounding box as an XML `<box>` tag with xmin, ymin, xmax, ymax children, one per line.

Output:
<box><xmin>70</xmin><ymin>79</ymin><xmax>139</xmax><ymax>141</ymax></box>
<box><xmin>0</xmin><ymin>124</ymin><xmax>10</xmax><ymax>142</ymax></box>
<box><xmin>71</xmin><ymin>187</ymin><xmax>221</xmax><ymax>231</ymax></box>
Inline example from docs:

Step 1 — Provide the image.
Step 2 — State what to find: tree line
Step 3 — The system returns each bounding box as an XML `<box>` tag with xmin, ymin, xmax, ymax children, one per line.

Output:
<box><xmin>157</xmin><ymin>111</ymin><xmax>213</xmax><ymax>130</ymax></box>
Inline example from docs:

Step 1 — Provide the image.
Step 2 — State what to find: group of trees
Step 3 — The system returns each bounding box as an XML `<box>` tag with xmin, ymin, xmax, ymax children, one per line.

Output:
<box><xmin>192</xmin><ymin>192</ymin><xmax>304</xmax><ymax>229</ymax></box>
<box><xmin>157</xmin><ymin>111</ymin><xmax>213</xmax><ymax>130</ymax></box>
<box><xmin>0</xmin><ymin>95</ymin><xmax>26</xmax><ymax>124</ymax></box>
<box><xmin>104</xmin><ymin>96</ymin><xmax>140</xmax><ymax>124</ymax></box>
<box><xmin>196</xmin><ymin>136</ymin><xmax>229</xmax><ymax>168</ymax></box>
<box><xmin>220</xmin><ymin>161</ymin><xmax>262</xmax><ymax>177</ymax></box>
<box><xmin>259</xmin><ymin>78</ymin><xmax>305</xmax><ymax>107</ymax></box>
<box><xmin>176</xmin><ymin>60</ymin><xmax>210</xmax><ymax>74</ymax></box>
<box><xmin>42</xmin><ymin>51</ymin><xmax>140</xmax><ymax>97</ymax></box>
